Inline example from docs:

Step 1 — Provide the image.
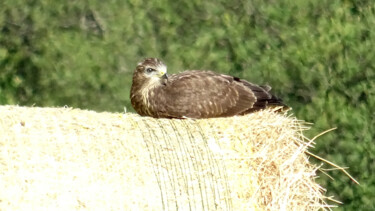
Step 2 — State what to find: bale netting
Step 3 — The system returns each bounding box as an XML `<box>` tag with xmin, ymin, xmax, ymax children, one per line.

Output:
<box><xmin>0</xmin><ymin>105</ymin><xmax>333</xmax><ymax>210</ymax></box>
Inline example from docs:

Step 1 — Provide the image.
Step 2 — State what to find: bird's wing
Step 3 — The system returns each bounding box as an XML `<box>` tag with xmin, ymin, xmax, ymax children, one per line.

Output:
<box><xmin>152</xmin><ymin>71</ymin><xmax>259</xmax><ymax>118</ymax></box>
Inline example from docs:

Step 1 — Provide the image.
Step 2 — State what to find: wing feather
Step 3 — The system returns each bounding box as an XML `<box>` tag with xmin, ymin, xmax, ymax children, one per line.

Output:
<box><xmin>152</xmin><ymin>71</ymin><xmax>258</xmax><ymax>118</ymax></box>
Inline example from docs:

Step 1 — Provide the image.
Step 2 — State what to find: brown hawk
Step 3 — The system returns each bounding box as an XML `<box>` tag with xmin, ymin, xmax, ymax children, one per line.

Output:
<box><xmin>130</xmin><ymin>58</ymin><xmax>288</xmax><ymax>118</ymax></box>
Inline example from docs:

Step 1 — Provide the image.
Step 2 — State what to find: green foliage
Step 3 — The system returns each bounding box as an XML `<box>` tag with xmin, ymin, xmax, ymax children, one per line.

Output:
<box><xmin>1</xmin><ymin>0</ymin><xmax>374</xmax><ymax>209</ymax></box>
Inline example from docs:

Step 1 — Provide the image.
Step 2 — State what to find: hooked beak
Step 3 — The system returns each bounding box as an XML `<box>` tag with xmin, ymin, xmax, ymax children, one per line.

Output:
<box><xmin>161</xmin><ymin>73</ymin><xmax>168</xmax><ymax>80</ymax></box>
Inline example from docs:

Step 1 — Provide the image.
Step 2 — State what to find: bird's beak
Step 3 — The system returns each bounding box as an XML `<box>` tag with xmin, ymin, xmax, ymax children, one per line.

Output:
<box><xmin>161</xmin><ymin>73</ymin><xmax>168</xmax><ymax>80</ymax></box>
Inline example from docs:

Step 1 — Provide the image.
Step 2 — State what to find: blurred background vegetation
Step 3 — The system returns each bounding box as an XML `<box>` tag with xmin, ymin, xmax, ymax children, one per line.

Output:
<box><xmin>1</xmin><ymin>0</ymin><xmax>374</xmax><ymax>209</ymax></box>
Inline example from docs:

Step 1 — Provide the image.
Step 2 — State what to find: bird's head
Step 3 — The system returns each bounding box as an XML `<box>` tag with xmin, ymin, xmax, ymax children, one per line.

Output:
<box><xmin>132</xmin><ymin>58</ymin><xmax>168</xmax><ymax>88</ymax></box>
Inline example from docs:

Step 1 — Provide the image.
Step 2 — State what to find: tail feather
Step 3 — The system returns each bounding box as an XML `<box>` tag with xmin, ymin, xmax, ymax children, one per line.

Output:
<box><xmin>236</xmin><ymin>78</ymin><xmax>290</xmax><ymax>113</ymax></box>
<box><xmin>252</xmin><ymin>94</ymin><xmax>289</xmax><ymax>112</ymax></box>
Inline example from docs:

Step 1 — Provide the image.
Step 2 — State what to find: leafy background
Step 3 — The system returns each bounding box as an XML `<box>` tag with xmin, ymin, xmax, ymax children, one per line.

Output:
<box><xmin>1</xmin><ymin>0</ymin><xmax>374</xmax><ymax>210</ymax></box>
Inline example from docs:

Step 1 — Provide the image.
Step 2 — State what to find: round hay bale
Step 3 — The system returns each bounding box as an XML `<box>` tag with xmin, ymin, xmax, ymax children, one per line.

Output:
<box><xmin>0</xmin><ymin>105</ymin><xmax>331</xmax><ymax>210</ymax></box>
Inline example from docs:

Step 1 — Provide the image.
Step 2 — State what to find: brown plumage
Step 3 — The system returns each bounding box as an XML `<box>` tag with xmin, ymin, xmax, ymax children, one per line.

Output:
<box><xmin>130</xmin><ymin>58</ymin><xmax>288</xmax><ymax>118</ymax></box>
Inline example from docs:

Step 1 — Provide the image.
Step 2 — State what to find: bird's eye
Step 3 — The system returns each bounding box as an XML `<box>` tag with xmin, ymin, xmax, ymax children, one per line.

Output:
<box><xmin>146</xmin><ymin>68</ymin><xmax>156</xmax><ymax>73</ymax></box>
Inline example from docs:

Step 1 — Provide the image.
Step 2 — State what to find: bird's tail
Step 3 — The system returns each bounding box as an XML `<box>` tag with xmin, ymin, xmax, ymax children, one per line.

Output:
<box><xmin>249</xmin><ymin>94</ymin><xmax>290</xmax><ymax>113</ymax></box>
<box><xmin>239</xmin><ymin>80</ymin><xmax>290</xmax><ymax>113</ymax></box>
<box><xmin>266</xmin><ymin>94</ymin><xmax>291</xmax><ymax>112</ymax></box>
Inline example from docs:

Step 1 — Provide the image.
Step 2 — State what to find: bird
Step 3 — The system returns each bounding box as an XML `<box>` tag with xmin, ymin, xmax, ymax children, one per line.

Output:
<box><xmin>130</xmin><ymin>58</ymin><xmax>288</xmax><ymax>118</ymax></box>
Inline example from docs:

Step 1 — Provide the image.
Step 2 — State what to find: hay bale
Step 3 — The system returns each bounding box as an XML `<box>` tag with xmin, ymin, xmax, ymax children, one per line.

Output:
<box><xmin>0</xmin><ymin>105</ymin><xmax>331</xmax><ymax>210</ymax></box>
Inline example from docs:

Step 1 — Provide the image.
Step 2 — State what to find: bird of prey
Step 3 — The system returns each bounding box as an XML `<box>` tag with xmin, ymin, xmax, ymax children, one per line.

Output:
<box><xmin>130</xmin><ymin>58</ymin><xmax>287</xmax><ymax>118</ymax></box>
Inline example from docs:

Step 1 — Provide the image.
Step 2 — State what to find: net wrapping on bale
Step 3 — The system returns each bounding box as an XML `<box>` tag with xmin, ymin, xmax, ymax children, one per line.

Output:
<box><xmin>0</xmin><ymin>105</ymin><xmax>332</xmax><ymax>210</ymax></box>
<box><xmin>130</xmin><ymin>116</ymin><xmax>234</xmax><ymax>210</ymax></box>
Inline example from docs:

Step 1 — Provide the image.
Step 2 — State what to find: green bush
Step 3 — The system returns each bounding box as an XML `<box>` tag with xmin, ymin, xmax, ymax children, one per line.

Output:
<box><xmin>1</xmin><ymin>0</ymin><xmax>374</xmax><ymax>209</ymax></box>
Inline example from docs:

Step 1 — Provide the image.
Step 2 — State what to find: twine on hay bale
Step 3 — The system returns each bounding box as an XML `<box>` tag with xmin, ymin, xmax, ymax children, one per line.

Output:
<box><xmin>0</xmin><ymin>105</ymin><xmax>334</xmax><ymax>210</ymax></box>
